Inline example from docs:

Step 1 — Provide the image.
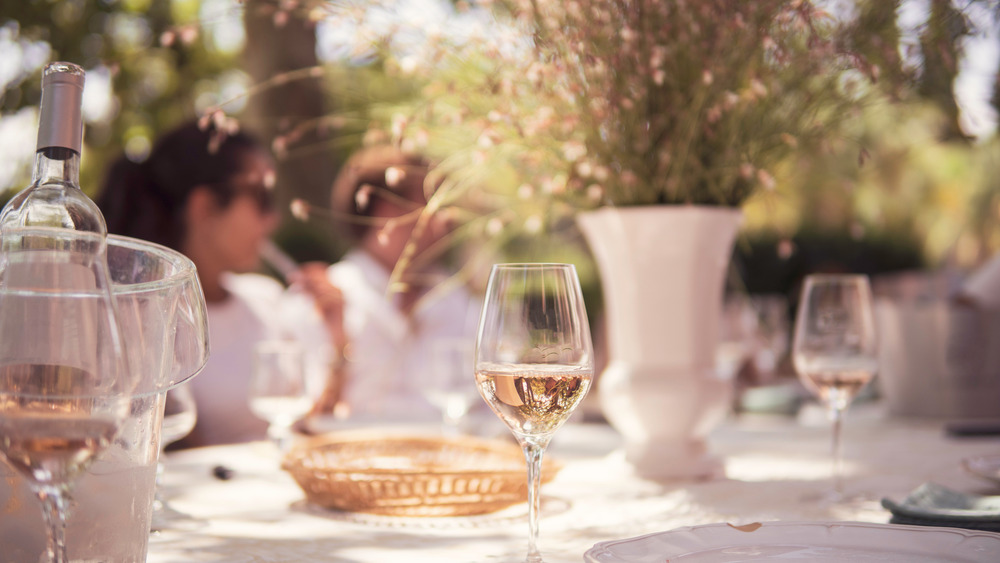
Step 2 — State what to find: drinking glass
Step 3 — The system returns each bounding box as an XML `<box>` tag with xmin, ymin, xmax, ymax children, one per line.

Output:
<box><xmin>423</xmin><ymin>338</ymin><xmax>479</xmax><ymax>433</ymax></box>
<box><xmin>0</xmin><ymin>229</ymin><xmax>133</xmax><ymax>563</ymax></box>
<box><xmin>161</xmin><ymin>384</ymin><xmax>197</xmax><ymax>449</ymax></box>
<box><xmin>749</xmin><ymin>294</ymin><xmax>790</xmax><ymax>380</ymax></box>
<box><xmin>249</xmin><ymin>340</ymin><xmax>310</xmax><ymax>451</ymax></box>
<box><xmin>792</xmin><ymin>274</ymin><xmax>878</xmax><ymax>500</ymax></box>
<box><xmin>475</xmin><ymin>264</ymin><xmax>594</xmax><ymax>563</ymax></box>
<box><xmin>151</xmin><ymin>384</ymin><xmax>197</xmax><ymax>530</ymax></box>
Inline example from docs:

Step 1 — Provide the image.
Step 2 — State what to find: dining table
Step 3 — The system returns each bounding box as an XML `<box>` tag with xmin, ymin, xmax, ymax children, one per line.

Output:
<box><xmin>147</xmin><ymin>402</ymin><xmax>1000</xmax><ymax>562</ymax></box>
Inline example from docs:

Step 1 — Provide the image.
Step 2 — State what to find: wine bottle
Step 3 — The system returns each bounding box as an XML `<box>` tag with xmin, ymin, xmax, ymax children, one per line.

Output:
<box><xmin>0</xmin><ymin>61</ymin><xmax>106</xmax><ymax>234</ymax></box>
<box><xmin>0</xmin><ymin>61</ymin><xmax>126</xmax><ymax>386</ymax></box>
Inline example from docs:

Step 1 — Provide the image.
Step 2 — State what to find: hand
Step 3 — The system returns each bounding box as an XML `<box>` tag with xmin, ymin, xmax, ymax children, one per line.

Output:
<box><xmin>309</xmin><ymin>361</ymin><xmax>347</xmax><ymax>417</ymax></box>
<box><xmin>290</xmin><ymin>262</ymin><xmax>350</xmax><ymax>418</ymax></box>
<box><xmin>291</xmin><ymin>262</ymin><xmax>348</xmax><ymax>353</ymax></box>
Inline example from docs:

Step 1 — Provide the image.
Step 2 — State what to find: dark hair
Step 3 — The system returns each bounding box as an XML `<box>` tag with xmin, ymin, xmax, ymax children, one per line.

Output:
<box><xmin>329</xmin><ymin>145</ymin><xmax>432</xmax><ymax>242</ymax></box>
<box><xmin>97</xmin><ymin>121</ymin><xmax>264</xmax><ymax>250</ymax></box>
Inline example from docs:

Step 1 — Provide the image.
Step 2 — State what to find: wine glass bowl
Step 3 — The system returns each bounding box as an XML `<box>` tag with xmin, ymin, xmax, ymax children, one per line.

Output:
<box><xmin>475</xmin><ymin>263</ymin><xmax>593</xmax><ymax>563</ymax></box>
<box><xmin>0</xmin><ymin>367</ymin><xmax>129</xmax><ymax>487</ymax></box>
<box><xmin>792</xmin><ymin>274</ymin><xmax>878</xmax><ymax>500</ymax></box>
<box><xmin>424</xmin><ymin>338</ymin><xmax>479</xmax><ymax>433</ymax></box>
<box><xmin>160</xmin><ymin>385</ymin><xmax>197</xmax><ymax>448</ymax></box>
<box><xmin>249</xmin><ymin>340</ymin><xmax>310</xmax><ymax>451</ymax></box>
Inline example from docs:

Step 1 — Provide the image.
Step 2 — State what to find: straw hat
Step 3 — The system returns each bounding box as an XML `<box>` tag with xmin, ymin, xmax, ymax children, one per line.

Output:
<box><xmin>330</xmin><ymin>145</ymin><xmax>431</xmax><ymax>241</ymax></box>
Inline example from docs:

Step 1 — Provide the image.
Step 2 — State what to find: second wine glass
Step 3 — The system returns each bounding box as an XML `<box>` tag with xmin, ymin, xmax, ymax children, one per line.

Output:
<box><xmin>475</xmin><ymin>263</ymin><xmax>594</xmax><ymax>563</ymax></box>
<box><xmin>792</xmin><ymin>274</ymin><xmax>878</xmax><ymax>501</ymax></box>
<box><xmin>424</xmin><ymin>338</ymin><xmax>479</xmax><ymax>434</ymax></box>
<box><xmin>151</xmin><ymin>383</ymin><xmax>197</xmax><ymax>531</ymax></box>
<box><xmin>249</xmin><ymin>340</ymin><xmax>310</xmax><ymax>452</ymax></box>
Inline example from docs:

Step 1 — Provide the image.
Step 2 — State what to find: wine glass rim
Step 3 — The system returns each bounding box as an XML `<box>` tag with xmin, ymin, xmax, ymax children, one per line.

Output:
<box><xmin>108</xmin><ymin>234</ymin><xmax>200</xmax><ymax>294</ymax></box>
<box><xmin>491</xmin><ymin>262</ymin><xmax>577</xmax><ymax>270</ymax></box>
<box><xmin>804</xmin><ymin>273</ymin><xmax>869</xmax><ymax>283</ymax></box>
<box><xmin>0</xmin><ymin>387</ymin><xmax>136</xmax><ymax>401</ymax></box>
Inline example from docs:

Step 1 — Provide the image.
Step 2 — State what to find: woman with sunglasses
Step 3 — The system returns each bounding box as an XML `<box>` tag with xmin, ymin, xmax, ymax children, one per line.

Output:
<box><xmin>98</xmin><ymin>120</ymin><xmax>343</xmax><ymax>447</ymax></box>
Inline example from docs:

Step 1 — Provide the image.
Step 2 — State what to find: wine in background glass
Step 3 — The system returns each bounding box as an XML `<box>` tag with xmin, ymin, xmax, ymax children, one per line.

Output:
<box><xmin>749</xmin><ymin>294</ymin><xmax>790</xmax><ymax>380</ymax></box>
<box><xmin>249</xmin><ymin>340</ymin><xmax>310</xmax><ymax>451</ymax></box>
<box><xmin>475</xmin><ymin>264</ymin><xmax>593</xmax><ymax>563</ymax></box>
<box><xmin>716</xmin><ymin>295</ymin><xmax>760</xmax><ymax>380</ymax></box>
<box><xmin>792</xmin><ymin>274</ymin><xmax>878</xmax><ymax>501</ymax></box>
<box><xmin>151</xmin><ymin>384</ymin><xmax>197</xmax><ymax>530</ymax></box>
<box><xmin>423</xmin><ymin>338</ymin><xmax>479</xmax><ymax>433</ymax></box>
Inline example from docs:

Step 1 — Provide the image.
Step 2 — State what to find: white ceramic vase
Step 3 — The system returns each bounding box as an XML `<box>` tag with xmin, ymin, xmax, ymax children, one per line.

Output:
<box><xmin>577</xmin><ymin>206</ymin><xmax>742</xmax><ymax>480</ymax></box>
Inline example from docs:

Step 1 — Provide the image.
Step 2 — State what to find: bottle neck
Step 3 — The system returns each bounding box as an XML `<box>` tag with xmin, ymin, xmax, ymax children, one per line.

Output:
<box><xmin>31</xmin><ymin>146</ymin><xmax>81</xmax><ymax>189</ymax></box>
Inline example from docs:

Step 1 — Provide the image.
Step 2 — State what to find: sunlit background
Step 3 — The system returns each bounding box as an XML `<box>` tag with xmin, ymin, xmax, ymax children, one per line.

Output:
<box><xmin>2</xmin><ymin>0</ymin><xmax>1000</xmax><ymax>289</ymax></box>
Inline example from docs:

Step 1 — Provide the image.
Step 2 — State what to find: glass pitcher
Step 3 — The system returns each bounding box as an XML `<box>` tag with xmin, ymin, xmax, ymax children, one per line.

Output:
<box><xmin>0</xmin><ymin>234</ymin><xmax>209</xmax><ymax>562</ymax></box>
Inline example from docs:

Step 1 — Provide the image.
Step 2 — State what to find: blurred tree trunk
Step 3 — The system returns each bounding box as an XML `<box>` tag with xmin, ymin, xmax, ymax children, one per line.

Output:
<box><xmin>849</xmin><ymin>0</ymin><xmax>907</xmax><ymax>98</ymax></box>
<box><xmin>242</xmin><ymin>1</ymin><xmax>340</xmax><ymax>228</ymax></box>
<box><xmin>919</xmin><ymin>0</ymin><xmax>969</xmax><ymax>141</ymax></box>
<box><xmin>993</xmin><ymin>50</ymin><xmax>1000</xmax><ymax>119</ymax></box>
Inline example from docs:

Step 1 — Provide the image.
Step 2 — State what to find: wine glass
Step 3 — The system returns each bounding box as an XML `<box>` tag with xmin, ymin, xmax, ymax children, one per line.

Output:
<box><xmin>792</xmin><ymin>274</ymin><xmax>878</xmax><ymax>501</ymax></box>
<box><xmin>151</xmin><ymin>383</ymin><xmax>197</xmax><ymax>530</ymax></box>
<box><xmin>248</xmin><ymin>340</ymin><xmax>310</xmax><ymax>451</ymax></box>
<box><xmin>749</xmin><ymin>294</ymin><xmax>790</xmax><ymax>381</ymax></box>
<box><xmin>160</xmin><ymin>384</ymin><xmax>197</xmax><ymax>449</ymax></box>
<box><xmin>475</xmin><ymin>264</ymin><xmax>593</xmax><ymax>563</ymax></box>
<box><xmin>0</xmin><ymin>229</ymin><xmax>133</xmax><ymax>563</ymax></box>
<box><xmin>423</xmin><ymin>338</ymin><xmax>479</xmax><ymax>433</ymax></box>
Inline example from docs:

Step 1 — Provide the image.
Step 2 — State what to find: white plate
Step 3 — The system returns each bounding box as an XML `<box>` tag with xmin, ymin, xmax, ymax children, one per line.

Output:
<box><xmin>963</xmin><ymin>454</ymin><xmax>1000</xmax><ymax>486</ymax></box>
<box><xmin>583</xmin><ymin>521</ymin><xmax>1000</xmax><ymax>562</ymax></box>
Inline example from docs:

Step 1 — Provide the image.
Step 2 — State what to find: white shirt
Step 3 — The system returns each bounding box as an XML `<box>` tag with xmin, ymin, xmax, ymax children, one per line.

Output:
<box><xmin>327</xmin><ymin>250</ymin><xmax>481</xmax><ymax>422</ymax></box>
<box><xmin>960</xmin><ymin>254</ymin><xmax>1000</xmax><ymax>309</ymax></box>
<box><xmin>187</xmin><ymin>273</ymin><xmax>331</xmax><ymax>446</ymax></box>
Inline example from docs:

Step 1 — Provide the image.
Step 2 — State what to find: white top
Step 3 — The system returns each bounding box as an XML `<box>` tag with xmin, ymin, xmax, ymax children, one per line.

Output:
<box><xmin>960</xmin><ymin>254</ymin><xmax>1000</xmax><ymax>309</ymax></box>
<box><xmin>187</xmin><ymin>273</ymin><xmax>331</xmax><ymax>446</ymax></box>
<box><xmin>326</xmin><ymin>250</ymin><xmax>481</xmax><ymax>421</ymax></box>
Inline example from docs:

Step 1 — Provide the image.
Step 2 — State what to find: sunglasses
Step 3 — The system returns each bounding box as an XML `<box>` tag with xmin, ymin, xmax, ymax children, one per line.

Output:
<box><xmin>227</xmin><ymin>182</ymin><xmax>276</xmax><ymax>213</ymax></box>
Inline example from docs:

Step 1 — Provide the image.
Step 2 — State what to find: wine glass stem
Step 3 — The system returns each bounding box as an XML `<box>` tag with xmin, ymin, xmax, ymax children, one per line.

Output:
<box><xmin>829</xmin><ymin>406</ymin><xmax>844</xmax><ymax>498</ymax></box>
<box><xmin>522</xmin><ymin>438</ymin><xmax>549</xmax><ymax>563</ymax></box>
<box><xmin>269</xmin><ymin>422</ymin><xmax>294</xmax><ymax>452</ymax></box>
<box><xmin>36</xmin><ymin>484</ymin><xmax>70</xmax><ymax>563</ymax></box>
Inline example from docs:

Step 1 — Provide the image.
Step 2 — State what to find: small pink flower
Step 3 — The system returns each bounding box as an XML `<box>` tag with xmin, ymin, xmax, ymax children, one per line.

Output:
<box><xmin>377</xmin><ymin>219</ymin><xmax>397</xmax><ymax>247</ymax></box>
<box><xmin>756</xmin><ymin>169</ymin><xmax>776</xmax><ymax>191</ymax></box>
<box><xmin>290</xmin><ymin>199</ymin><xmax>310</xmax><ymax>221</ymax></box>
<box><xmin>385</xmin><ymin>166</ymin><xmax>406</xmax><ymax>187</ymax></box>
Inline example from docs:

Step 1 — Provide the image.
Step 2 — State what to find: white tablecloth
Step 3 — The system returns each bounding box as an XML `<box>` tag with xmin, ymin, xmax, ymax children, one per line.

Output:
<box><xmin>148</xmin><ymin>405</ymin><xmax>1000</xmax><ymax>562</ymax></box>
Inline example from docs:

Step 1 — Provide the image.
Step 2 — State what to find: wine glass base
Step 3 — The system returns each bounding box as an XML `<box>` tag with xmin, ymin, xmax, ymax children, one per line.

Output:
<box><xmin>800</xmin><ymin>488</ymin><xmax>885</xmax><ymax>518</ymax></box>
<box><xmin>150</xmin><ymin>503</ymin><xmax>204</xmax><ymax>533</ymax></box>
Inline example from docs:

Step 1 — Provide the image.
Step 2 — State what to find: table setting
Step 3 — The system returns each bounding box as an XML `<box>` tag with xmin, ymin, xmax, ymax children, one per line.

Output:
<box><xmin>6</xmin><ymin>230</ymin><xmax>1000</xmax><ymax>562</ymax></box>
<box><xmin>141</xmin><ymin>269</ymin><xmax>1000</xmax><ymax>562</ymax></box>
<box><xmin>141</xmin><ymin>404</ymin><xmax>1000</xmax><ymax>562</ymax></box>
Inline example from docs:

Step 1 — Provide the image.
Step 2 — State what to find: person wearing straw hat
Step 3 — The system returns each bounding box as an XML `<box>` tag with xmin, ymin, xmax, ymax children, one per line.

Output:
<box><xmin>297</xmin><ymin>145</ymin><xmax>480</xmax><ymax>424</ymax></box>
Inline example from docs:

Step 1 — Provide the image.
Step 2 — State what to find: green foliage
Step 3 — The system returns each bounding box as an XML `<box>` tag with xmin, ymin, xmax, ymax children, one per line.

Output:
<box><xmin>1</xmin><ymin>0</ymin><xmax>242</xmax><ymax>196</ymax></box>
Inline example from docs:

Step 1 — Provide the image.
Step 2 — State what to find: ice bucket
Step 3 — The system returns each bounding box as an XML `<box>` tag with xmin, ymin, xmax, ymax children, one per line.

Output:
<box><xmin>0</xmin><ymin>234</ymin><xmax>209</xmax><ymax>562</ymax></box>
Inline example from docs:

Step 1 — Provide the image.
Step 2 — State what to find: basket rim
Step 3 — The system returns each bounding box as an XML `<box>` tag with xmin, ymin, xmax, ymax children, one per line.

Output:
<box><xmin>282</xmin><ymin>431</ymin><xmax>560</xmax><ymax>478</ymax></box>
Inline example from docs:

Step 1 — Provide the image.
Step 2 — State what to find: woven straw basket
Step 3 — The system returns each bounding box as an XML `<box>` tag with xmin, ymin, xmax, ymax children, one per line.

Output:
<box><xmin>282</xmin><ymin>432</ymin><xmax>559</xmax><ymax>517</ymax></box>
